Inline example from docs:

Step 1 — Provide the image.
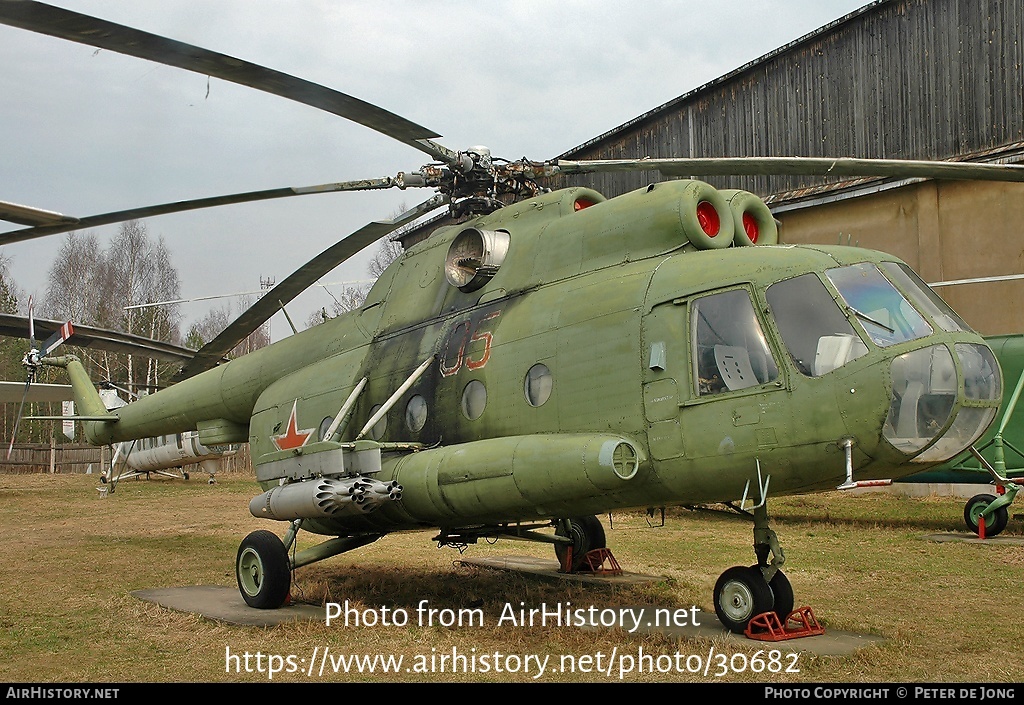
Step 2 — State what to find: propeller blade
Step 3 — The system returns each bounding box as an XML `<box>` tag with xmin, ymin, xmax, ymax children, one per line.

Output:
<box><xmin>0</xmin><ymin>177</ymin><xmax>411</xmax><ymax>246</ymax></box>
<box><xmin>0</xmin><ymin>1</ymin><xmax>454</xmax><ymax>161</ymax></box>
<box><xmin>550</xmin><ymin>156</ymin><xmax>1024</xmax><ymax>182</ymax></box>
<box><xmin>172</xmin><ymin>194</ymin><xmax>448</xmax><ymax>382</ymax></box>
<box><xmin>0</xmin><ymin>313</ymin><xmax>195</xmax><ymax>363</ymax></box>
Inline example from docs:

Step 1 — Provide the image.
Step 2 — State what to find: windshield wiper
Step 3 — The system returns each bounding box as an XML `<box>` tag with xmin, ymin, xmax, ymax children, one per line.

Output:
<box><xmin>848</xmin><ymin>306</ymin><xmax>895</xmax><ymax>334</ymax></box>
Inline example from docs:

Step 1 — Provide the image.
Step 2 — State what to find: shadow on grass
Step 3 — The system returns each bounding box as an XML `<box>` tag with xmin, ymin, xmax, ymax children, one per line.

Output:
<box><xmin>661</xmin><ymin>502</ymin><xmax>987</xmax><ymax>534</ymax></box>
<box><xmin>291</xmin><ymin>561</ymin><xmax>683</xmax><ymax>616</ymax></box>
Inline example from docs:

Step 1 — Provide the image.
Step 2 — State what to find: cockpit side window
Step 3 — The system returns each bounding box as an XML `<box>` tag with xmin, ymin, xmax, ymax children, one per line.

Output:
<box><xmin>766</xmin><ymin>273</ymin><xmax>868</xmax><ymax>377</ymax></box>
<box><xmin>691</xmin><ymin>289</ymin><xmax>779</xmax><ymax>396</ymax></box>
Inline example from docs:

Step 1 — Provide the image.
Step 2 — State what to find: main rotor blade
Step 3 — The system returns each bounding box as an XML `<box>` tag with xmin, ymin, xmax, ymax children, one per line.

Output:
<box><xmin>0</xmin><ymin>1</ymin><xmax>456</xmax><ymax>162</ymax></box>
<box><xmin>0</xmin><ymin>380</ymin><xmax>72</xmax><ymax>403</ymax></box>
<box><xmin>0</xmin><ymin>200</ymin><xmax>80</xmax><ymax>227</ymax></box>
<box><xmin>0</xmin><ymin>314</ymin><xmax>195</xmax><ymax>363</ymax></box>
<box><xmin>172</xmin><ymin>194</ymin><xmax>448</xmax><ymax>382</ymax></box>
<box><xmin>551</xmin><ymin>157</ymin><xmax>1024</xmax><ymax>182</ymax></box>
<box><xmin>0</xmin><ymin>177</ymin><xmax>405</xmax><ymax>245</ymax></box>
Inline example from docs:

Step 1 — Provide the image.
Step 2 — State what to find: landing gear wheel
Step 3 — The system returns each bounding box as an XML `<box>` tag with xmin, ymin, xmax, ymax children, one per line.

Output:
<box><xmin>554</xmin><ymin>515</ymin><xmax>606</xmax><ymax>572</ymax></box>
<box><xmin>183</xmin><ymin>472</ymin><xmax>190</xmax><ymax>480</ymax></box>
<box><xmin>236</xmin><ymin>530</ymin><xmax>291</xmax><ymax>609</ymax></box>
<box><xmin>964</xmin><ymin>493</ymin><xmax>1008</xmax><ymax>537</ymax></box>
<box><xmin>714</xmin><ymin>565</ymin><xmax>774</xmax><ymax>634</ymax></box>
<box><xmin>767</xmin><ymin>569</ymin><xmax>794</xmax><ymax>621</ymax></box>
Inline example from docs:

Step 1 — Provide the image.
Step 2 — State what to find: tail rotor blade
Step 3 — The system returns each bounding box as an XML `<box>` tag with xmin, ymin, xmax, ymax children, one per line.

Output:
<box><xmin>27</xmin><ymin>296</ymin><xmax>35</xmax><ymax>350</ymax></box>
<box><xmin>7</xmin><ymin>377</ymin><xmax>31</xmax><ymax>460</ymax></box>
<box><xmin>39</xmin><ymin>321</ymin><xmax>74</xmax><ymax>357</ymax></box>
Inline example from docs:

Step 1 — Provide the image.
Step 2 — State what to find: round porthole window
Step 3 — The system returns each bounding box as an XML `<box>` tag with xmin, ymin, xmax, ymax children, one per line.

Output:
<box><xmin>461</xmin><ymin>380</ymin><xmax>487</xmax><ymax>420</ymax></box>
<box><xmin>524</xmin><ymin>363</ymin><xmax>552</xmax><ymax>407</ymax></box>
<box><xmin>406</xmin><ymin>395</ymin><xmax>427</xmax><ymax>432</ymax></box>
<box><xmin>318</xmin><ymin>416</ymin><xmax>333</xmax><ymax>441</ymax></box>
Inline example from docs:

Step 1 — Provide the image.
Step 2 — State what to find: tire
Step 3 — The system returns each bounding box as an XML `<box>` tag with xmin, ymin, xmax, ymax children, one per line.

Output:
<box><xmin>714</xmin><ymin>565</ymin><xmax>774</xmax><ymax>634</ymax></box>
<box><xmin>964</xmin><ymin>493</ymin><xmax>1009</xmax><ymax>537</ymax></box>
<box><xmin>767</xmin><ymin>569</ymin><xmax>795</xmax><ymax>621</ymax></box>
<box><xmin>554</xmin><ymin>515</ymin><xmax>607</xmax><ymax>571</ymax></box>
<box><xmin>236</xmin><ymin>530</ymin><xmax>291</xmax><ymax>609</ymax></box>
<box><xmin>719</xmin><ymin>189</ymin><xmax>778</xmax><ymax>246</ymax></box>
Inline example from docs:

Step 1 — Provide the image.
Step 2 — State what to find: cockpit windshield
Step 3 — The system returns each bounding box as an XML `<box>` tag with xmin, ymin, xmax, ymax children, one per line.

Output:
<box><xmin>879</xmin><ymin>262</ymin><xmax>972</xmax><ymax>334</ymax></box>
<box><xmin>825</xmin><ymin>263</ymin><xmax>932</xmax><ymax>346</ymax></box>
<box><xmin>766</xmin><ymin>273</ymin><xmax>868</xmax><ymax>377</ymax></box>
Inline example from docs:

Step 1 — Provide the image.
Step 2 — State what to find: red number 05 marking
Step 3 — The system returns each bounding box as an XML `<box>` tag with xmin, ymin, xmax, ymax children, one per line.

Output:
<box><xmin>440</xmin><ymin>311</ymin><xmax>501</xmax><ymax>377</ymax></box>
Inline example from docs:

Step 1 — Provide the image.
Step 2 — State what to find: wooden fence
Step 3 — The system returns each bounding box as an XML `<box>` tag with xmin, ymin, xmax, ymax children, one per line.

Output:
<box><xmin>0</xmin><ymin>442</ymin><xmax>252</xmax><ymax>475</ymax></box>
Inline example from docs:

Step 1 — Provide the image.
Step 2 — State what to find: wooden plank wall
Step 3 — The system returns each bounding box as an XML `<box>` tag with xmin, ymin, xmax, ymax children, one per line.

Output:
<box><xmin>556</xmin><ymin>0</ymin><xmax>1024</xmax><ymax>200</ymax></box>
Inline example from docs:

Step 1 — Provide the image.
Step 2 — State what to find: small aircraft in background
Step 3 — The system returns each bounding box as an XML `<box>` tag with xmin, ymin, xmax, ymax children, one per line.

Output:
<box><xmin>95</xmin><ymin>386</ymin><xmax>236</xmax><ymax>489</ymax></box>
<box><xmin>892</xmin><ymin>334</ymin><xmax>1024</xmax><ymax>537</ymax></box>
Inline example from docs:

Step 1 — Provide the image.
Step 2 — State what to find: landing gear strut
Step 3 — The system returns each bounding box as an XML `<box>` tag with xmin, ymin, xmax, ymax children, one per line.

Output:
<box><xmin>713</xmin><ymin>502</ymin><xmax>793</xmax><ymax>634</ymax></box>
<box><xmin>235</xmin><ymin>519</ymin><xmax>385</xmax><ymax>609</ymax></box>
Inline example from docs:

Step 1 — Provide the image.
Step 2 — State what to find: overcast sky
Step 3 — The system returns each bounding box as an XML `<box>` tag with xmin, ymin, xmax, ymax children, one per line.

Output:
<box><xmin>0</xmin><ymin>0</ymin><xmax>872</xmax><ymax>342</ymax></box>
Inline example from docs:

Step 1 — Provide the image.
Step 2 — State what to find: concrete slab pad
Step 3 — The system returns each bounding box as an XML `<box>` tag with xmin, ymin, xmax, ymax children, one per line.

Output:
<box><xmin>132</xmin><ymin>561</ymin><xmax>886</xmax><ymax>657</ymax></box>
<box><xmin>132</xmin><ymin>585</ymin><xmax>323</xmax><ymax>627</ymax></box>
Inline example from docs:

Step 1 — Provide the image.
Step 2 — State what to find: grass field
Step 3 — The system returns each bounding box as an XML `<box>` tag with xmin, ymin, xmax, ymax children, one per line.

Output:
<box><xmin>1</xmin><ymin>470</ymin><xmax>1021</xmax><ymax>684</ymax></box>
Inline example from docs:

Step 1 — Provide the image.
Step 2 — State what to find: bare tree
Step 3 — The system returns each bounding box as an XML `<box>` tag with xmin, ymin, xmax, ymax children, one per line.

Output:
<box><xmin>185</xmin><ymin>305</ymin><xmax>231</xmax><ymax>350</ymax></box>
<box><xmin>231</xmin><ymin>294</ymin><xmax>270</xmax><ymax>357</ymax></box>
<box><xmin>41</xmin><ymin>221</ymin><xmax>182</xmax><ymax>394</ymax></box>
<box><xmin>42</xmin><ymin>233</ymin><xmax>104</xmax><ymax>324</ymax></box>
<box><xmin>305</xmin><ymin>283</ymin><xmax>373</xmax><ymax>328</ymax></box>
<box><xmin>305</xmin><ymin>222</ymin><xmax>405</xmax><ymax>329</ymax></box>
<box><xmin>367</xmin><ymin>237</ymin><xmax>404</xmax><ymax>279</ymax></box>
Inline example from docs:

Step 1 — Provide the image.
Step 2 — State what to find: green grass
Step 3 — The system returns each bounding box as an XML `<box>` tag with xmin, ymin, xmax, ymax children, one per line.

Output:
<box><xmin>0</xmin><ymin>472</ymin><xmax>1021</xmax><ymax>683</ymax></box>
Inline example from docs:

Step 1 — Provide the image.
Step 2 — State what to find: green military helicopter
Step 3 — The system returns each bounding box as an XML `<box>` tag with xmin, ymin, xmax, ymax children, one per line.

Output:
<box><xmin>2</xmin><ymin>1</ymin><xmax>1023</xmax><ymax>634</ymax></box>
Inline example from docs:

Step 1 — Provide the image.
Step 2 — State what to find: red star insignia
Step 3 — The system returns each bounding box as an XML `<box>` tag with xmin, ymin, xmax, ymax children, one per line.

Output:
<box><xmin>271</xmin><ymin>400</ymin><xmax>315</xmax><ymax>451</ymax></box>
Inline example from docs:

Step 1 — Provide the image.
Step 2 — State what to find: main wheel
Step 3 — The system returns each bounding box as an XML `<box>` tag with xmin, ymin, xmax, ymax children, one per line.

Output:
<box><xmin>714</xmin><ymin>565</ymin><xmax>774</xmax><ymax>634</ymax></box>
<box><xmin>236</xmin><ymin>530</ymin><xmax>291</xmax><ymax>609</ymax></box>
<box><xmin>554</xmin><ymin>515</ymin><xmax>606</xmax><ymax>572</ymax></box>
<box><xmin>964</xmin><ymin>493</ymin><xmax>1009</xmax><ymax>537</ymax></box>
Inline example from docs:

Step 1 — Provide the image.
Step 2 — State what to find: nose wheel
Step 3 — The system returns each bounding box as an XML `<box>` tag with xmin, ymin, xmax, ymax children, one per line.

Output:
<box><xmin>714</xmin><ymin>566</ymin><xmax>773</xmax><ymax>633</ymax></box>
<box><xmin>712</xmin><ymin>502</ymin><xmax>795</xmax><ymax>634</ymax></box>
<box><xmin>964</xmin><ymin>493</ymin><xmax>1009</xmax><ymax>537</ymax></box>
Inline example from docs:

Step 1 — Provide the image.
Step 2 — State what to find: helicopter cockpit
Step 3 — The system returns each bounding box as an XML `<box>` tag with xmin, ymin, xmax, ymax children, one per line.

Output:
<box><xmin>690</xmin><ymin>256</ymin><xmax>1001</xmax><ymax>467</ymax></box>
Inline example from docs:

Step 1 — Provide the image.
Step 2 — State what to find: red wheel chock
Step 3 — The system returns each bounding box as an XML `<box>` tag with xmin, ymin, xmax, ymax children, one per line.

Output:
<box><xmin>559</xmin><ymin>547</ymin><xmax>623</xmax><ymax>575</ymax></box>
<box><xmin>744</xmin><ymin>606</ymin><xmax>825</xmax><ymax>641</ymax></box>
<box><xmin>579</xmin><ymin>548</ymin><xmax>622</xmax><ymax>575</ymax></box>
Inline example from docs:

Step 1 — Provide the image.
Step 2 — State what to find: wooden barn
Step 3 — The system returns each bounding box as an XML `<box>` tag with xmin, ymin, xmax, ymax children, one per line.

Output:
<box><xmin>547</xmin><ymin>0</ymin><xmax>1024</xmax><ymax>335</ymax></box>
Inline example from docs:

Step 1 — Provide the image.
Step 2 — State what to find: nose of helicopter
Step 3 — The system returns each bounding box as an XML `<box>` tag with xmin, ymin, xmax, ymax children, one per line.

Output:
<box><xmin>884</xmin><ymin>341</ymin><xmax>1001</xmax><ymax>463</ymax></box>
